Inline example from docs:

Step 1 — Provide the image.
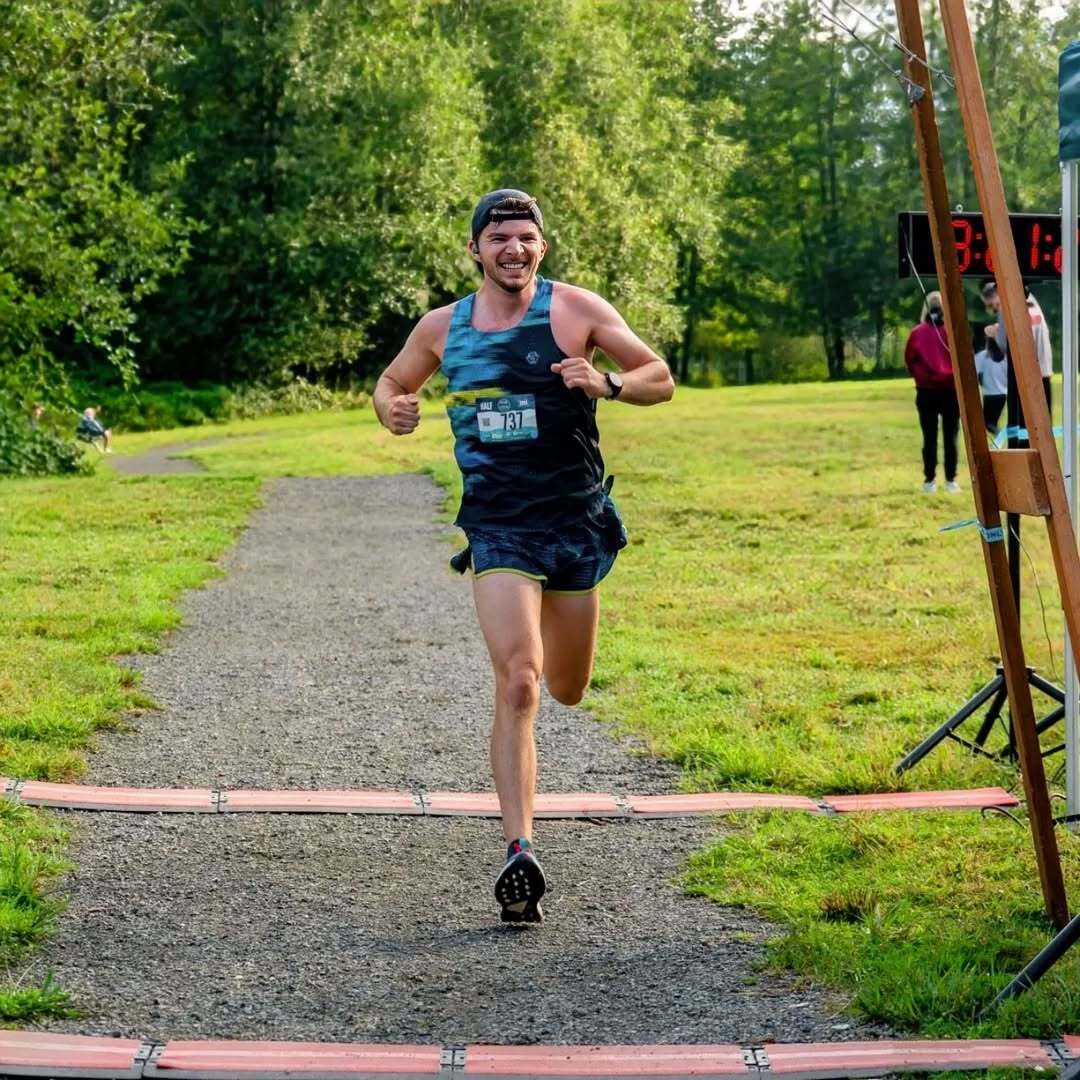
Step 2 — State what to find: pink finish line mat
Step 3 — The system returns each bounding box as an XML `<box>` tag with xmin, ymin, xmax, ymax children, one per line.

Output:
<box><xmin>144</xmin><ymin>1040</ymin><xmax>443</xmax><ymax>1078</ymax></box>
<box><xmin>820</xmin><ymin>788</ymin><xmax>1021</xmax><ymax>813</ymax></box>
<box><xmin>0</xmin><ymin>1034</ymin><xmax>1073</xmax><ymax>1079</ymax></box>
<box><xmin>0</xmin><ymin>1030</ymin><xmax>147</xmax><ymax>1077</ymax></box>
<box><xmin>0</xmin><ymin>782</ymin><xmax>1020</xmax><ymax>818</ymax></box>
<box><xmin>462</xmin><ymin>1044</ymin><xmax>750</xmax><ymax>1077</ymax></box>
<box><xmin>760</xmin><ymin>1038</ymin><xmax>1053</xmax><ymax>1077</ymax></box>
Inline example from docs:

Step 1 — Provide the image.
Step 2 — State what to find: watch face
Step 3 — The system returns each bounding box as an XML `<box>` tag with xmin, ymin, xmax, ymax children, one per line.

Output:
<box><xmin>609</xmin><ymin>372</ymin><xmax>623</xmax><ymax>387</ymax></box>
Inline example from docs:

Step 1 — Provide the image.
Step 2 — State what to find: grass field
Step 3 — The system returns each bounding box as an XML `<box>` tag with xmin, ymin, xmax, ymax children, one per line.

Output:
<box><xmin>1</xmin><ymin>380</ymin><xmax>1078</xmax><ymax>1035</ymax></box>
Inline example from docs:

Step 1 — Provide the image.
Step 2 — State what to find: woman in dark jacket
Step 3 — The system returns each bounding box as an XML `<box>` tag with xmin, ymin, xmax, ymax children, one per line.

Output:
<box><xmin>904</xmin><ymin>291</ymin><xmax>960</xmax><ymax>494</ymax></box>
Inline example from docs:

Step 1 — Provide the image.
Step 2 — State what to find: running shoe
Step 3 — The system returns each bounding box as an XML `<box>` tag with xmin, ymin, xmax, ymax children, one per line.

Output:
<box><xmin>495</xmin><ymin>838</ymin><xmax>546</xmax><ymax>924</ymax></box>
<box><xmin>944</xmin><ymin>479</ymin><xmax>961</xmax><ymax>493</ymax></box>
<box><xmin>922</xmin><ymin>480</ymin><xmax>937</xmax><ymax>494</ymax></box>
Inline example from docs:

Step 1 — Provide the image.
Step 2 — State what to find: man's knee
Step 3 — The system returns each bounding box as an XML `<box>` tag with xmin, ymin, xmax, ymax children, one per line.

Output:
<box><xmin>496</xmin><ymin>658</ymin><xmax>542</xmax><ymax>714</ymax></box>
<box><xmin>546</xmin><ymin>676</ymin><xmax>587</xmax><ymax>707</ymax></box>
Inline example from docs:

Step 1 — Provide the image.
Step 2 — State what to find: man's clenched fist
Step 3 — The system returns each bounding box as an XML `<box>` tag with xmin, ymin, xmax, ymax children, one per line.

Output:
<box><xmin>550</xmin><ymin>357</ymin><xmax>606</xmax><ymax>398</ymax></box>
<box><xmin>387</xmin><ymin>393</ymin><xmax>420</xmax><ymax>435</ymax></box>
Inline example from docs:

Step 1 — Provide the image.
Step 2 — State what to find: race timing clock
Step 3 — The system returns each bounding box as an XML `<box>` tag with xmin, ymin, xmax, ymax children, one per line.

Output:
<box><xmin>897</xmin><ymin>211</ymin><xmax>1074</xmax><ymax>280</ymax></box>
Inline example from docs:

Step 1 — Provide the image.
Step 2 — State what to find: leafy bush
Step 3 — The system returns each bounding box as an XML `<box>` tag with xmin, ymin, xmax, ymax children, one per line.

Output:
<box><xmin>75</xmin><ymin>381</ymin><xmax>233</xmax><ymax>432</ymax></box>
<box><xmin>0</xmin><ymin>404</ymin><xmax>88</xmax><ymax>477</ymax></box>
<box><xmin>71</xmin><ymin>377</ymin><xmax>370</xmax><ymax>432</ymax></box>
<box><xmin>225</xmin><ymin>377</ymin><xmax>368</xmax><ymax>420</ymax></box>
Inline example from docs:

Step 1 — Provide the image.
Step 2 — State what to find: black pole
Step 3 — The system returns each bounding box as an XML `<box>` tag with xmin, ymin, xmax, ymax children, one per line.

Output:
<box><xmin>1006</xmin><ymin>349</ymin><xmax>1021</xmax><ymax>613</ymax></box>
<box><xmin>983</xmin><ymin>912</ymin><xmax>1080</xmax><ymax>1014</ymax></box>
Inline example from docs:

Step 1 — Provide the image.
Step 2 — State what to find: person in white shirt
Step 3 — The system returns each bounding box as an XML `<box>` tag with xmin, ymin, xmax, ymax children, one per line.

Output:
<box><xmin>981</xmin><ymin>281</ymin><xmax>1052</xmax><ymax>421</ymax></box>
<box><xmin>974</xmin><ymin>333</ymin><xmax>1008</xmax><ymax>435</ymax></box>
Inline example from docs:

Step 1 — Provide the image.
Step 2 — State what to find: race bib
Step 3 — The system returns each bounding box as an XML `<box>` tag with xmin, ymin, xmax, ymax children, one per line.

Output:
<box><xmin>477</xmin><ymin>395</ymin><xmax>538</xmax><ymax>443</ymax></box>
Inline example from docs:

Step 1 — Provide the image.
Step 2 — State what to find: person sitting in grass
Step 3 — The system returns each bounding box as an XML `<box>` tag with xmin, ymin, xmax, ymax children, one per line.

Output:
<box><xmin>76</xmin><ymin>407</ymin><xmax>113</xmax><ymax>453</ymax></box>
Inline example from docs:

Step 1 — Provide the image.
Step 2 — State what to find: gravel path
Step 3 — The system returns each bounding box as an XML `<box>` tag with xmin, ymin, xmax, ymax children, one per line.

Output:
<box><xmin>109</xmin><ymin>439</ymin><xmax>221</xmax><ymax>475</ymax></box>
<box><xmin>26</xmin><ymin>472</ymin><xmax>887</xmax><ymax>1044</ymax></box>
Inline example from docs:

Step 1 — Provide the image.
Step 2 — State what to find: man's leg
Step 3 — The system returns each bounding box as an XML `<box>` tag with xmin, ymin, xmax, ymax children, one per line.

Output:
<box><xmin>471</xmin><ymin>572</ymin><xmax>544</xmax><ymax>843</ymax></box>
<box><xmin>541</xmin><ymin>590</ymin><xmax>600</xmax><ymax>707</ymax></box>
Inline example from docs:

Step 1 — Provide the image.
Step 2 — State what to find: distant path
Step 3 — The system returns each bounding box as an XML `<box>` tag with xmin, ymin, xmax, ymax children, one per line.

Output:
<box><xmin>109</xmin><ymin>438</ymin><xmax>222</xmax><ymax>475</ymax></box>
<box><xmin>33</xmin><ymin>474</ymin><xmax>887</xmax><ymax>1044</ymax></box>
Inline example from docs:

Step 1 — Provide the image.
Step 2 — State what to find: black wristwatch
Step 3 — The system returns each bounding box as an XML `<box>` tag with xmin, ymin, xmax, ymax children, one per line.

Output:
<box><xmin>604</xmin><ymin>372</ymin><xmax>624</xmax><ymax>399</ymax></box>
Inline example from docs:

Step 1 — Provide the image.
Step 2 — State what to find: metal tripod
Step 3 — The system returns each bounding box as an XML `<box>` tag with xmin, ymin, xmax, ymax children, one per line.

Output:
<box><xmin>896</xmin><ymin>367</ymin><xmax>1066</xmax><ymax>774</ymax></box>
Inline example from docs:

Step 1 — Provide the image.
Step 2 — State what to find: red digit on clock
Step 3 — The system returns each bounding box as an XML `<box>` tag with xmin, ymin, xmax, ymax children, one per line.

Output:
<box><xmin>953</xmin><ymin>218</ymin><xmax>972</xmax><ymax>272</ymax></box>
<box><xmin>1030</xmin><ymin>222</ymin><xmax>1041</xmax><ymax>272</ymax></box>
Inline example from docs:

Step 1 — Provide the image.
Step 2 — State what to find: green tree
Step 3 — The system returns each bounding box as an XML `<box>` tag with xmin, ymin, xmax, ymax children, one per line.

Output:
<box><xmin>707</xmin><ymin>0</ymin><xmax>920</xmax><ymax>380</ymax></box>
<box><xmin>443</xmin><ymin>0</ymin><xmax>738</xmax><ymax>367</ymax></box>
<box><xmin>134</xmin><ymin>0</ymin><xmax>486</xmax><ymax>384</ymax></box>
<box><xmin>0</xmin><ymin>0</ymin><xmax>190</xmax><ymax>407</ymax></box>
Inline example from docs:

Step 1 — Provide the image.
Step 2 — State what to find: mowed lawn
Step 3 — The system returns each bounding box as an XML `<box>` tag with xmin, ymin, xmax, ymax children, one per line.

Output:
<box><xmin>1</xmin><ymin>380</ymin><xmax>1078</xmax><ymax>1034</ymax></box>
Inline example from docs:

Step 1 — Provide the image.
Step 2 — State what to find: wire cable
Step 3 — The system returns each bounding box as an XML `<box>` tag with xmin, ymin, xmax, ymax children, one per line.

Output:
<box><xmin>815</xmin><ymin>2</ymin><xmax>928</xmax><ymax>101</ymax></box>
<box><xmin>831</xmin><ymin>0</ymin><xmax>956</xmax><ymax>87</ymax></box>
<box><xmin>900</xmin><ymin>222</ymin><xmax>955</xmax><ymax>356</ymax></box>
<box><xmin>1009</xmin><ymin>522</ymin><xmax>1061</xmax><ymax>686</ymax></box>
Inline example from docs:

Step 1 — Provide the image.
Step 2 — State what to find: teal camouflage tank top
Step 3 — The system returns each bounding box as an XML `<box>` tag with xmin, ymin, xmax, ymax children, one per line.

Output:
<box><xmin>442</xmin><ymin>277</ymin><xmax>605</xmax><ymax>530</ymax></box>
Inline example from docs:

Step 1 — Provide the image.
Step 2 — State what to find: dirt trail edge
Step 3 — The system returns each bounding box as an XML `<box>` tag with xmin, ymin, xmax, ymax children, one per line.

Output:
<box><xmin>29</xmin><ymin>475</ymin><xmax>887</xmax><ymax>1044</ymax></box>
<box><xmin>108</xmin><ymin>439</ymin><xmax>222</xmax><ymax>475</ymax></box>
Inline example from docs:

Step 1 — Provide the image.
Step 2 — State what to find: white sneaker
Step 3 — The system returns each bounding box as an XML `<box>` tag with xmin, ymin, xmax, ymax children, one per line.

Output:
<box><xmin>922</xmin><ymin>480</ymin><xmax>937</xmax><ymax>494</ymax></box>
<box><xmin>944</xmin><ymin>479</ymin><xmax>961</xmax><ymax>493</ymax></box>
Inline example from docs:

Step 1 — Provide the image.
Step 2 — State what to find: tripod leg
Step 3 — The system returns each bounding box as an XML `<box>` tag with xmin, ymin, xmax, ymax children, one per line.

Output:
<box><xmin>973</xmin><ymin>686</ymin><xmax>1009</xmax><ymax>747</ymax></box>
<box><xmin>1029</xmin><ymin>671</ymin><xmax>1066</xmax><ymax>703</ymax></box>
<box><xmin>895</xmin><ymin>677</ymin><xmax>1003</xmax><ymax>773</ymax></box>
<box><xmin>1035</xmin><ymin>705</ymin><xmax>1065</xmax><ymax>736</ymax></box>
<box><xmin>981</xmin><ymin>912</ymin><xmax>1080</xmax><ymax>1015</ymax></box>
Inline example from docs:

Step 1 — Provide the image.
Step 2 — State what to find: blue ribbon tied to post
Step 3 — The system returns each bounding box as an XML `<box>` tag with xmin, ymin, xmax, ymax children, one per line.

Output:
<box><xmin>992</xmin><ymin>424</ymin><xmax>1066</xmax><ymax>448</ymax></box>
<box><xmin>939</xmin><ymin>518</ymin><xmax>1005</xmax><ymax>543</ymax></box>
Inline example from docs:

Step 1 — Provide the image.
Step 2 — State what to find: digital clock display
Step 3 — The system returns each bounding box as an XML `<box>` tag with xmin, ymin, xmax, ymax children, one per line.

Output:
<box><xmin>897</xmin><ymin>211</ymin><xmax>1074</xmax><ymax>280</ymax></box>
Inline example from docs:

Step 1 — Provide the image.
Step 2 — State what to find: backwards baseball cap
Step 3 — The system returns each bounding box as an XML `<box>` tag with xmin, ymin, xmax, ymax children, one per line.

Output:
<box><xmin>471</xmin><ymin>189</ymin><xmax>544</xmax><ymax>242</ymax></box>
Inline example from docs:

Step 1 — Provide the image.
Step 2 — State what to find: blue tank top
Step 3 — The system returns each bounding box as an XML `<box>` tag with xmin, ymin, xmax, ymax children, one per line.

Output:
<box><xmin>442</xmin><ymin>277</ymin><xmax>605</xmax><ymax>530</ymax></box>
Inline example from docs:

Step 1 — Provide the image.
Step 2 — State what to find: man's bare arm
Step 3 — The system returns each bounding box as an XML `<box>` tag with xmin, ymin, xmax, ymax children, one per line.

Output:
<box><xmin>552</xmin><ymin>287</ymin><xmax>674</xmax><ymax>405</ymax></box>
<box><xmin>373</xmin><ymin>309</ymin><xmax>448</xmax><ymax>434</ymax></box>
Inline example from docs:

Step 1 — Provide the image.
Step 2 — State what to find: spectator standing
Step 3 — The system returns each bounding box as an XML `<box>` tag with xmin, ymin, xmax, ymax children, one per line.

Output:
<box><xmin>975</xmin><ymin>333</ymin><xmax>1008</xmax><ymax>435</ymax></box>
<box><xmin>981</xmin><ymin>280</ymin><xmax>1052</xmax><ymax>417</ymax></box>
<box><xmin>904</xmin><ymin>290</ymin><xmax>961</xmax><ymax>494</ymax></box>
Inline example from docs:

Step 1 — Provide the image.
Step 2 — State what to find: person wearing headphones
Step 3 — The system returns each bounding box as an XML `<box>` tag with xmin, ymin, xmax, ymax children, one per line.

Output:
<box><xmin>904</xmin><ymin>290</ymin><xmax>960</xmax><ymax>494</ymax></box>
<box><xmin>373</xmin><ymin>189</ymin><xmax>674</xmax><ymax>923</ymax></box>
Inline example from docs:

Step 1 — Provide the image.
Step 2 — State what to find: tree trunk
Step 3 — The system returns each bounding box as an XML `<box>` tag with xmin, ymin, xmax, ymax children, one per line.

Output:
<box><xmin>678</xmin><ymin>246</ymin><xmax>700</xmax><ymax>384</ymax></box>
<box><xmin>825</xmin><ymin>321</ymin><xmax>845</xmax><ymax>379</ymax></box>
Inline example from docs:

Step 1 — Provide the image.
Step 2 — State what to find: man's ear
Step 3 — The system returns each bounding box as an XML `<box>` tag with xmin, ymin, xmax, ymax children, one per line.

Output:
<box><xmin>468</xmin><ymin>239</ymin><xmax>482</xmax><ymax>263</ymax></box>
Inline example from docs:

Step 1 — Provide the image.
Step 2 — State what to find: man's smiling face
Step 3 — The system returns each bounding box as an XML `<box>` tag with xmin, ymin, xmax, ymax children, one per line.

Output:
<box><xmin>470</xmin><ymin>219</ymin><xmax>547</xmax><ymax>293</ymax></box>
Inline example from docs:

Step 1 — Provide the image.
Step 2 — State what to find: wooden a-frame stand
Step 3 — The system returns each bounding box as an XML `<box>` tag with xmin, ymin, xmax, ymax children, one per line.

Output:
<box><xmin>894</xmin><ymin>0</ymin><xmax>1072</xmax><ymax>929</ymax></box>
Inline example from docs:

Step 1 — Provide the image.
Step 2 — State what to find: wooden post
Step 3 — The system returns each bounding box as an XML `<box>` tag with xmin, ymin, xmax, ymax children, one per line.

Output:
<box><xmin>894</xmin><ymin>0</ymin><xmax>1069</xmax><ymax>928</ymax></box>
<box><xmin>938</xmin><ymin>0</ymin><xmax>1080</xmax><ymax>675</ymax></box>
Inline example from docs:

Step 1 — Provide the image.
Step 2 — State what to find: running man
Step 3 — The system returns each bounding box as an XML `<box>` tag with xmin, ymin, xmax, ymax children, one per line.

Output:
<box><xmin>373</xmin><ymin>189</ymin><xmax>674</xmax><ymax>923</ymax></box>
